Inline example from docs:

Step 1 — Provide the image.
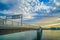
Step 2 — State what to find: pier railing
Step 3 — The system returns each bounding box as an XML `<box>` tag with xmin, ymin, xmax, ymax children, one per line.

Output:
<box><xmin>0</xmin><ymin>18</ymin><xmax>42</xmax><ymax>40</ymax></box>
<box><xmin>0</xmin><ymin>18</ymin><xmax>38</xmax><ymax>29</ymax></box>
<box><xmin>0</xmin><ymin>18</ymin><xmax>21</xmax><ymax>28</ymax></box>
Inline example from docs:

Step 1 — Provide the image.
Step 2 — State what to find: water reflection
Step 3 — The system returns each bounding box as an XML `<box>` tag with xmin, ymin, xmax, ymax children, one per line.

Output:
<box><xmin>0</xmin><ymin>30</ymin><xmax>60</xmax><ymax>40</ymax></box>
<box><xmin>0</xmin><ymin>30</ymin><xmax>37</xmax><ymax>40</ymax></box>
<box><xmin>42</xmin><ymin>30</ymin><xmax>60</xmax><ymax>40</ymax></box>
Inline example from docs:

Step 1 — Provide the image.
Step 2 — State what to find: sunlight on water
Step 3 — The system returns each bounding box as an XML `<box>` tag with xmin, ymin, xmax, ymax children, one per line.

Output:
<box><xmin>42</xmin><ymin>30</ymin><xmax>60</xmax><ymax>40</ymax></box>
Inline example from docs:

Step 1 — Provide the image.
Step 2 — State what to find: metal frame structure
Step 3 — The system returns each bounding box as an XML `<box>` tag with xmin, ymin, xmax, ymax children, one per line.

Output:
<box><xmin>0</xmin><ymin>14</ymin><xmax>23</xmax><ymax>27</ymax></box>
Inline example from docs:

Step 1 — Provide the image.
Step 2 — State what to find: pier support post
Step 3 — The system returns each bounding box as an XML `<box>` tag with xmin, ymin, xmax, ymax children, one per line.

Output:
<box><xmin>37</xmin><ymin>28</ymin><xmax>42</xmax><ymax>40</ymax></box>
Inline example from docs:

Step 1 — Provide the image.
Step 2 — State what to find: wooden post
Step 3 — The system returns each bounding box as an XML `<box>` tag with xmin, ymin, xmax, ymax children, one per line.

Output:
<box><xmin>3</xmin><ymin>19</ymin><xmax>5</xmax><ymax>26</ymax></box>
<box><xmin>5</xmin><ymin>16</ymin><xmax>7</xmax><ymax>26</ymax></box>
<box><xmin>21</xmin><ymin>14</ymin><xmax>23</xmax><ymax>27</ymax></box>
<box><xmin>37</xmin><ymin>28</ymin><xmax>42</xmax><ymax>40</ymax></box>
<box><xmin>12</xmin><ymin>19</ymin><xmax>13</xmax><ymax>27</ymax></box>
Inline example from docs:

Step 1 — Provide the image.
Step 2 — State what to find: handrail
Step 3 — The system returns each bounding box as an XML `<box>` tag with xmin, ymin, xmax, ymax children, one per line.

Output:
<box><xmin>0</xmin><ymin>18</ymin><xmax>38</xmax><ymax>29</ymax></box>
<box><xmin>0</xmin><ymin>18</ymin><xmax>21</xmax><ymax>27</ymax></box>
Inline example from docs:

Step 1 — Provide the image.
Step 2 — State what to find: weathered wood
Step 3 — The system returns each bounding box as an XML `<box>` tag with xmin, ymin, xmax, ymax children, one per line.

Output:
<box><xmin>37</xmin><ymin>28</ymin><xmax>42</xmax><ymax>40</ymax></box>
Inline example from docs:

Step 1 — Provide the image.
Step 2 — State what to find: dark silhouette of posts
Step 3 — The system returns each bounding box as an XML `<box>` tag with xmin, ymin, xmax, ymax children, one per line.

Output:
<box><xmin>21</xmin><ymin>14</ymin><xmax>23</xmax><ymax>26</ymax></box>
<box><xmin>0</xmin><ymin>19</ymin><xmax>4</xmax><ymax>26</ymax></box>
<box><xmin>37</xmin><ymin>28</ymin><xmax>42</xmax><ymax>40</ymax></box>
<box><xmin>5</xmin><ymin>16</ymin><xmax>7</xmax><ymax>26</ymax></box>
<box><xmin>3</xmin><ymin>19</ymin><xmax>5</xmax><ymax>27</ymax></box>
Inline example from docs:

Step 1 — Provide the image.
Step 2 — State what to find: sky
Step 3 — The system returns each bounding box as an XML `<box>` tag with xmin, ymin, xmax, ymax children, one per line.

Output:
<box><xmin>0</xmin><ymin>0</ymin><xmax>60</xmax><ymax>26</ymax></box>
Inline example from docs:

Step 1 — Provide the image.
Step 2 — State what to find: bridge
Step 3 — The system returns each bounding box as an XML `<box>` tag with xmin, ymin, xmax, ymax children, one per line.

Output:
<box><xmin>0</xmin><ymin>18</ymin><xmax>41</xmax><ymax>34</ymax></box>
<box><xmin>0</xmin><ymin>18</ymin><xmax>42</xmax><ymax>40</ymax></box>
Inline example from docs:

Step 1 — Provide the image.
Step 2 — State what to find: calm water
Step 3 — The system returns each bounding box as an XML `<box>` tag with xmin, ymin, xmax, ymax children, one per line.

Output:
<box><xmin>41</xmin><ymin>30</ymin><xmax>60</xmax><ymax>40</ymax></box>
<box><xmin>0</xmin><ymin>30</ymin><xmax>60</xmax><ymax>40</ymax></box>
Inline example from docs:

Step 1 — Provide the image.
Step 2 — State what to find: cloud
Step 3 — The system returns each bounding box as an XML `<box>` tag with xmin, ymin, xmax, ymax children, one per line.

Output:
<box><xmin>29</xmin><ymin>17</ymin><xmax>60</xmax><ymax>26</ymax></box>
<box><xmin>54</xmin><ymin>0</ymin><xmax>60</xmax><ymax>6</ymax></box>
<box><xmin>0</xmin><ymin>0</ymin><xmax>60</xmax><ymax>21</ymax></box>
<box><xmin>15</xmin><ymin>0</ymin><xmax>59</xmax><ymax>20</ymax></box>
<box><xmin>0</xmin><ymin>0</ymin><xmax>38</xmax><ymax>20</ymax></box>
